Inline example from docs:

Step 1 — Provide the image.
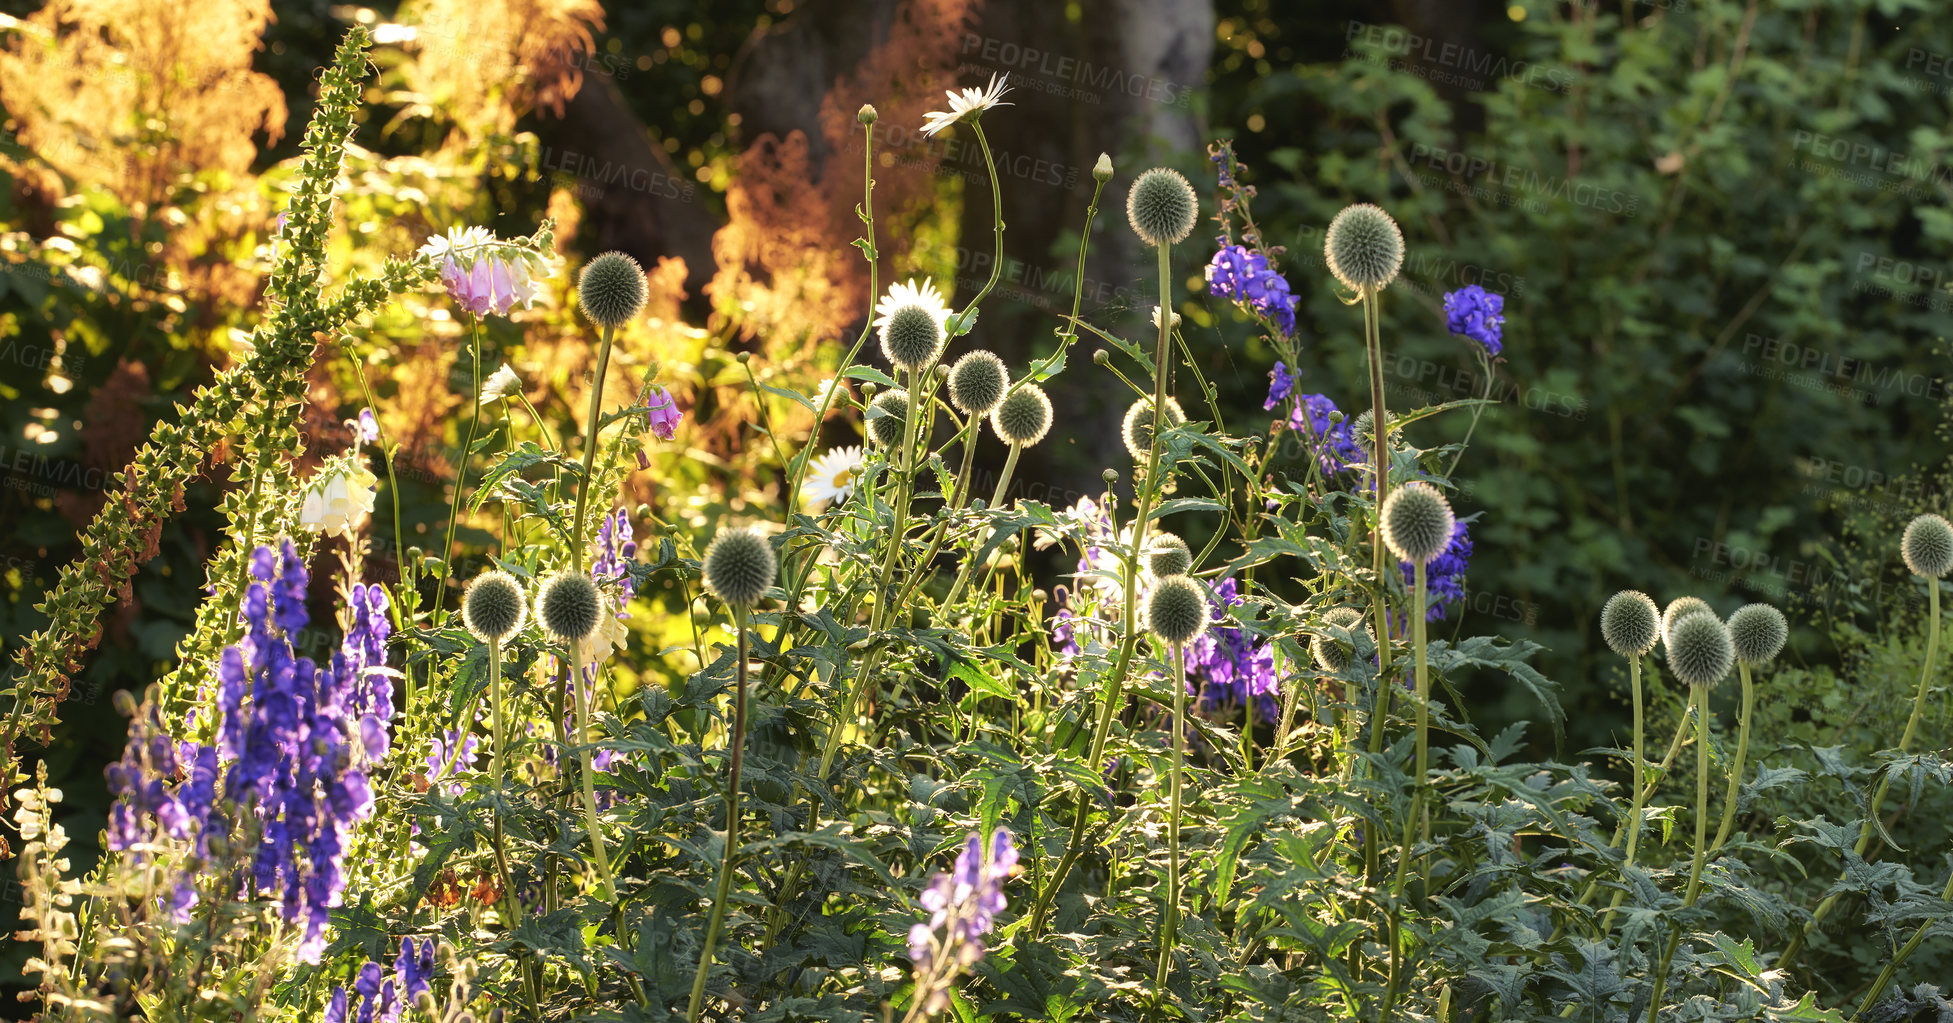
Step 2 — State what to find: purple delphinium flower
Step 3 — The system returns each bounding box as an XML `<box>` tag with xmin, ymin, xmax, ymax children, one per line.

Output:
<box><xmin>1286</xmin><ymin>392</ymin><xmax>1364</xmax><ymax>478</ymax></box>
<box><xmin>592</xmin><ymin>507</ymin><xmax>639</xmax><ymax>609</ymax></box>
<box><xmin>1443</xmin><ymin>285</ymin><xmax>1505</xmax><ymax>357</ymax></box>
<box><xmin>1207</xmin><ymin>244</ymin><xmax>1299</xmax><ymax>337</ymax></box>
<box><xmin>646</xmin><ymin>387</ymin><xmax>683</xmax><ymax>441</ymax></box>
<box><xmin>1400</xmin><ymin>519</ymin><xmax>1474</xmax><ymax>622</ymax></box>
<box><xmin>324</xmin><ymin>937</ymin><xmax>435</xmax><ymax>1023</ymax></box>
<box><xmin>1182</xmin><ymin>578</ymin><xmax>1284</xmax><ymax>724</ymax></box>
<box><xmin>908</xmin><ymin>829</ymin><xmax>1018</xmax><ymax>1017</ymax></box>
<box><xmin>219</xmin><ymin>541</ymin><xmax>378</xmax><ymax>963</ymax></box>
<box><xmin>1264</xmin><ymin>362</ymin><xmax>1295</xmax><ymax>411</ymax></box>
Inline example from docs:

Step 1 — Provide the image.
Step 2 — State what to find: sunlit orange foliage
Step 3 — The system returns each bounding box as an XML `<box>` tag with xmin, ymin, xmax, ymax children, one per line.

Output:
<box><xmin>400</xmin><ymin>0</ymin><xmax>607</xmax><ymax>142</ymax></box>
<box><xmin>704</xmin><ymin>0</ymin><xmax>979</xmax><ymax>352</ymax></box>
<box><xmin>0</xmin><ymin>0</ymin><xmax>285</xmax><ymax>208</ymax></box>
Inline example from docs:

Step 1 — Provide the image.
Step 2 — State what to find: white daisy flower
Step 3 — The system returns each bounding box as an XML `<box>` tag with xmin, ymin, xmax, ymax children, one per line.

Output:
<box><xmin>920</xmin><ymin>73</ymin><xmax>1013</xmax><ymax>137</ymax></box>
<box><xmin>871</xmin><ymin>277</ymin><xmax>952</xmax><ymax>337</ymax></box>
<box><xmin>480</xmin><ymin>362</ymin><xmax>522</xmax><ymax>404</ymax></box>
<box><xmin>811</xmin><ymin>377</ymin><xmax>848</xmax><ymax>408</ymax></box>
<box><xmin>802</xmin><ymin>445</ymin><xmax>865</xmax><ymax>507</ymax></box>
<box><xmin>1152</xmin><ymin>306</ymin><xmax>1181</xmax><ymax>330</ymax></box>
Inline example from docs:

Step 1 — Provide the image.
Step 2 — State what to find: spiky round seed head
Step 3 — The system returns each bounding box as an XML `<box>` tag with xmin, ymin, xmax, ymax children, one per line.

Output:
<box><xmin>880</xmin><ymin>304</ymin><xmax>945</xmax><ymax>371</ymax></box>
<box><xmin>1147</xmin><ymin>575</ymin><xmax>1209</xmax><ymax>645</ymax></box>
<box><xmin>536</xmin><ymin>571</ymin><xmax>603</xmax><ymax>643</ymax></box>
<box><xmin>1600</xmin><ymin>590</ymin><xmax>1660</xmax><ymax>658</ymax></box>
<box><xmin>1667</xmin><ymin>612</ymin><xmax>1734</xmax><ymax>689</ymax></box>
<box><xmin>868</xmin><ymin>388</ymin><xmax>911</xmax><ymax>447</ymax></box>
<box><xmin>949</xmin><ymin>350</ymin><xmax>1009</xmax><ymax>414</ymax></box>
<box><xmin>1662</xmin><ymin>596</ymin><xmax>1714</xmax><ymax>648</ymax></box>
<box><xmin>991</xmin><ymin>383</ymin><xmax>1053</xmax><ymax>447</ymax></box>
<box><xmin>1728</xmin><ymin>603</ymin><xmax>1788</xmax><ymax>665</ymax></box>
<box><xmin>1126</xmin><ymin>167</ymin><xmax>1198</xmax><ymax>247</ymax></box>
<box><xmin>1324</xmin><ymin>203</ymin><xmax>1405</xmax><ymax>293</ymax></box>
<box><xmin>1121</xmin><ymin>396</ymin><xmax>1186</xmax><ymax>460</ymax></box>
<box><xmin>1382</xmin><ymin>482</ymin><xmax>1455</xmax><ymax>566</ymax></box>
<box><xmin>1350</xmin><ymin>408</ymin><xmax>1394</xmax><ymax>456</ymax></box>
<box><xmin>577</xmin><ymin>251</ymin><xmax>647</xmax><ymax>329</ymax></box>
<box><xmin>1147</xmin><ymin>533</ymin><xmax>1192</xmax><ymax>578</ymax></box>
<box><xmin>1902</xmin><ymin>513</ymin><xmax>1953</xmax><ymax>578</ymax></box>
<box><xmin>463</xmin><ymin>570</ymin><xmax>527</xmax><ymax>645</ymax></box>
<box><xmin>1311</xmin><ymin>607</ymin><xmax>1370</xmax><ymax>672</ymax></box>
<box><xmin>703</xmin><ymin>528</ymin><xmax>776</xmax><ymax>609</ymax></box>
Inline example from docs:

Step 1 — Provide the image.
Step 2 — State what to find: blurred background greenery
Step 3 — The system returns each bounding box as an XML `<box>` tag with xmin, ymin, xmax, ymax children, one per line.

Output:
<box><xmin>2</xmin><ymin>0</ymin><xmax>1952</xmax><ymax>1002</ymax></box>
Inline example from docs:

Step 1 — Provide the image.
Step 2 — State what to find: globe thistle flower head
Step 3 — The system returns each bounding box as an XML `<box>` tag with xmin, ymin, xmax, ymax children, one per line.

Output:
<box><xmin>703</xmin><ymin>528</ymin><xmax>777</xmax><ymax>609</ymax></box>
<box><xmin>1667</xmin><ymin>611</ymin><xmax>1735</xmax><ymax>689</ymax></box>
<box><xmin>948</xmin><ymin>350</ymin><xmax>1009</xmax><ymax>414</ymax></box>
<box><xmin>1311</xmin><ymin>607</ymin><xmax>1369</xmax><ymax>673</ymax></box>
<box><xmin>1600</xmin><ymin>590</ymin><xmax>1660</xmax><ymax>658</ymax></box>
<box><xmin>1147</xmin><ymin>575</ymin><xmax>1209</xmax><ymax>646</ymax></box>
<box><xmin>1382</xmin><ymin>482</ymin><xmax>1455</xmax><ymax>566</ymax></box>
<box><xmin>462</xmin><ymin>570</ymin><xmax>527</xmax><ymax>645</ymax></box>
<box><xmin>1902</xmin><ymin>513</ymin><xmax>1953</xmax><ymax>578</ymax></box>
<box><xmin>873</xmin><ymin>279</ymin><xmax>951</xmax><ymax>372</ymax></box>
<box><xmin>868</xmin><ymin>389</ymin><xmax>912</xmax><ymax>448</ymax></box>
<box><xmin>536</xmin><ymin>571</ymin><xmax>604</xmax><ymax>644</ymax></box>
<box><xmin>1324</xmin><ymin>203</ymin><xmax>1405</xmax><ymax>293</ymax></box>
<box><xmin>1661</xmin><ymin>596</ymin><xmax>1714</xmax><ymax>648</ymax></box>
<box><xmin>1126</xmin><ymin>167</ymin><xmax>1198</xmax><ymax>247</ymax></box>
<box><xmin>1121</xmin><ymin>396</ymin><xmax>1186</xmax><ymax>460</ymax></box>
<box><xmin>991</xmin><ymin>383</ymin><xmax>1052</xmax><ymax>447</ymax></box>
<box><xmin>577</xmin><ymin>251</ymin><xmax>647</xmax><ymax>329</ymax></box>
<box><xmin>1147</xmin><ymin>532</ymin><xmax>1192</xmax><ymax>578</ymax></box>
<box><xmin>1728</xmin><ymin>603</ymin><xmax>1788</xmax><ymax>665</ymax></box>
<box><xmin>1349</xmin><ymin>408</ymin><xmax>1394</xmax><ymax>457</ymax></box>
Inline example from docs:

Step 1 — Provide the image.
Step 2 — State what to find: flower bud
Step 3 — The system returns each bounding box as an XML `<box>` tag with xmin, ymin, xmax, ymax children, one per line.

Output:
<box><xmin>1667</xmin><ymin>611</ymin><xmax>1734</xmax><ymax>689</ymax></box>
<box><xmin>1093</xmin><ymin>152</ymin><xmax>1113</xmax><ymax>182</ymax></box>
<box><xmin>577</xmin><ymin>251</ymin><xmax>647</xmax><ymax>329</ymax></box>
<box><xmin>1126</xmin><ymin>167</ymin><xmax>1198</xmax><ymax>247</ymax></box>
<box><xmin>536</xmin><ymin>571</ymin><xmax>603</xmax><ymax>644</ymax></box>
<box><xmin>1599</xmin><ymin>590</ymin><xmax>1659</xmax><ymax>658</ymax></box>
<box><xmin>703</xmin><ymin>528</ymin><xmax>777</xmax><ymax>609</ymax></box>
<box><xmin>1381</xmin><ymin>482</ymin><xmax>1455</xmax><ymax>566</ymax></box>
<box><xmin>991</xmin><ymin>383</ymin><xmax>1053</xmax><ymax>447</ymax></box>
<box><xmin>1324</xmin><ymin>203</ymin><xmax>1405</xmax><ymax>293</ymax></box>
<box><xmin>463</xmin><ymin>570</ymin><xmax>528</xmax><ymax>645</ymax></box>
<box><xmin>1147</xmin><ymin>575</ymin><xmax>1209</xmax><ymax>645</ymax></box>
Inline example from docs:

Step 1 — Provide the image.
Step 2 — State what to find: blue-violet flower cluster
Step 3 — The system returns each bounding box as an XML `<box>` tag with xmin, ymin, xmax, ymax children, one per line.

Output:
<box><xmin>908</xmin><ymin>829</ymin><xmax>1019</xmax><ymax>1017</ymax></box>
<box><xmin>1400</xmin><ymin>519</ymin><xmax>1474</xmax><ymax>622</ymax></box>
<box><xmin>1208</xmin><ymin>244</ymin><xmax>1298</xmax><ymax>337</ymax></box>
<box><xmin>323</xmin><ymin>937</ymin><xmax>436</xmax><ymax>1023</ymax></box>
<box><xmin>1443</xmin><ymin>284</ymin><xmax>1505</xmax><ymax>357</ymax></box>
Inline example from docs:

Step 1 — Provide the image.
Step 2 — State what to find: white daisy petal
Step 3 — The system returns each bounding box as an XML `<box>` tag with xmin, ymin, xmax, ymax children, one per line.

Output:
<box><xmin>919</xmin><ymin>73</ymin><xmax>1012</xmax><ymax>137</ymax></box>
<box><xmin>802</xmin><ymin>445</ymin><xmax>865</xmax><ymax>508</ymax></box>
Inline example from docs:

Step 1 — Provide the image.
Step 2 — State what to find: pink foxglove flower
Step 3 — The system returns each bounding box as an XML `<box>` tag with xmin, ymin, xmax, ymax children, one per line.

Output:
<box><xmin>419</xmin><ymin>226</ymin><xmax>554</xmax><ymax>318</ymax></box>
<box><xmin>646</xmin><ymin>387</ymin><xmax>683</xmax><ymax>441</ymax></box>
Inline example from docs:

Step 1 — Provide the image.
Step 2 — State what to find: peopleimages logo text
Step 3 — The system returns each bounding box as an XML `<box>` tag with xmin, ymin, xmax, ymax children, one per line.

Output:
<box><xmin>958</xmin><ymin>35</ymin><xmax>1190</xmax><ymax>106</ymax></box>
<box><xmin>1406</xmin><ymin>144</ymin><xmax>1640</xmax><ymax>216</ymax></box>
<box><xmin>1344</xmin><ymin>21</ymin><xmax>1576</xmax><ymax>93</ymax></box>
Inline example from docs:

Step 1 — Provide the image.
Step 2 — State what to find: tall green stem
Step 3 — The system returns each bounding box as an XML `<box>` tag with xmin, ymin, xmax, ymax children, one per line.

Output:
<box><xmin>1391</xmin><ymin>562</ymin><xmax>1432</xmax><ymax>900</ymax></box>
<box><xmin>1155</xmin><ymin>641</ymin><xmax>1187</xmax><ymax>992</ymax></box>
<box><xmin>941</xmin><ymin>442</ymin><xmax>1022</xmax><ymax>608</ymax></box>
<box><xmin>572</xmin><ymin>323</ymin><xmax>616</xmax><ymax>576</ymax></box>
<box><xmin>437</xmin><ymin>317</ymin><xmax>484</xmax><ymax>625</ymax></box>
<box><xmin>1027</xmin><ymin>240</ymin><xmax>1175</xmax><ymax>937</ymax></box>
<box><xmin>1362</xmin><ymin>288</ymin><xmax>1393</xmax><ymax>684</ymax></box>
<box><xmin>689</xmin><ymin>610</ymin><xmax>751</xmax><ymax>1022</ymax></box>
<box><xmin>1709</xmin><ymin>662</ymin><xmax>1755</xmax><ymax>855</ymax></box>
<box><xmin>575</xmin><ymin>643</ymin><xmax>616</xmax><ymax>902</ymax></box>
<box><xmin>1598</xmin><ymin>655</ymin><xmax>1646</xmax><ymax>935</ymax></box>
<box><xmin>1648</xmin><ymin>682</ymin><xmax>1712</xmax><ymax>1023</ymax></box>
